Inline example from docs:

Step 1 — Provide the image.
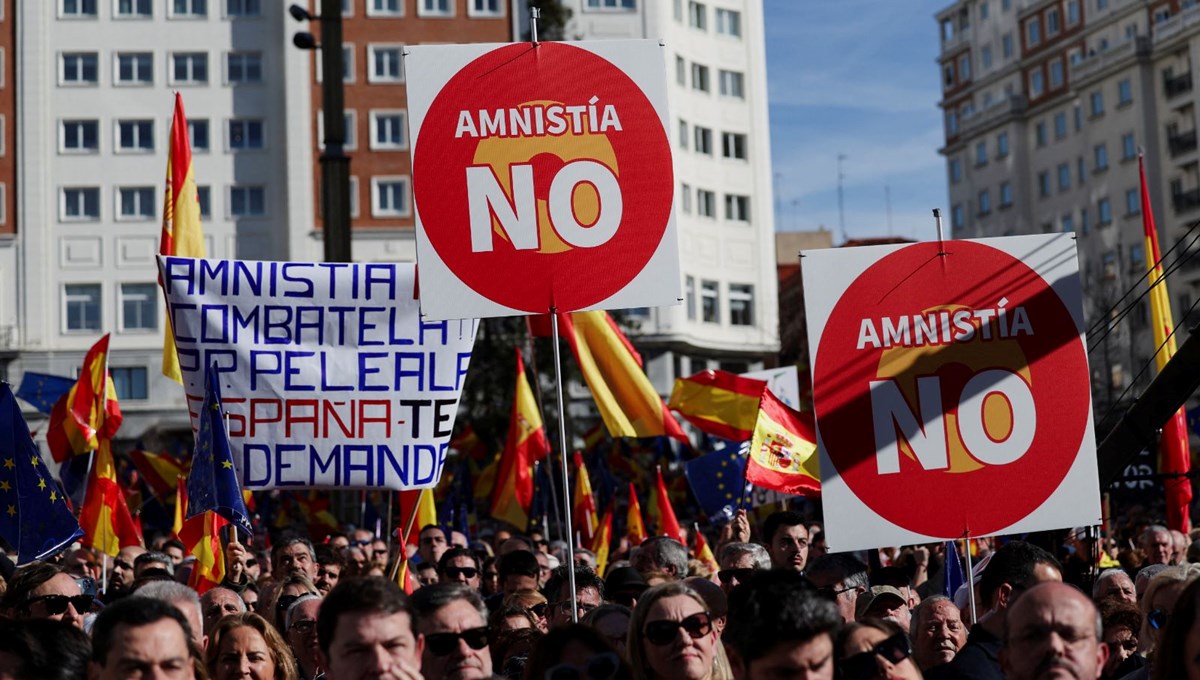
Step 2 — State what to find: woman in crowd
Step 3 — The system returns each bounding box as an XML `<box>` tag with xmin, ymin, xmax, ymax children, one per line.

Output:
<box><xmin>582</xmin><ymin>603</ymin><xmax>633</xmax><ymax>658</ymax></box>
<box><xmin>1133</xmin><ymin>564</ymin><xmax>1200</xmax><ymax>679</ymax></box>
<box><xmin>505</xmin><ymin>588</ymin><xmax>550</xmax><ymax>632</ymax></box>
<box><xmin>269</xmin><ymin>574</ymin><xmax>320</xmax><ymax>633</ymax></box>
<box><xmin>206</xmin><ymin>612</ymin><xmax>299</xmax><ymax>680</ymax></box>
<box><xmin>837</xmin><ymin>618</ymin><xmax>923</xmax><ymax>680</ymax></box>
<box><xmin>628</xmin><ymin>582</ymin><xmax>731</xmax><ymax>680</ymax></box>
<box><xmin>524</xmin><ymin>624</ymin><xmax>632</xmax><ymax>680</ymax></box>
<box><xmin>1151</xmin><ymin>577</ymin><xmax>1200</xmax><ymax>679</ymax></box>
<box><xmin>490</xmin><ymin>627</ymin><xmax>542</xmax><ymax>680</ymax></box>
<box><xmin>489</xmin><ymin>603</ymin><xmax>540</xmax><ymax>633</ymax></box>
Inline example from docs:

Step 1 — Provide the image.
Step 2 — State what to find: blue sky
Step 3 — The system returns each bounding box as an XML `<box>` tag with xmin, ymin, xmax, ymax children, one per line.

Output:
<box><xmin>764</xmin><ymin>1</ymin><xmax>950</xmax><ymax>242</ymax></box>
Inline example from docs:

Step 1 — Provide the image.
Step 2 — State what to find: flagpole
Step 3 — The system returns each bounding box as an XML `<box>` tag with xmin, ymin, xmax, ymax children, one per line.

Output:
<box><xmin>961</xmin><ymin>532</ymin><xmax>977</xmax><ymax>625</ymax></box>
<box><xmin>389</xmin><ymin>490</ymin><xmax>423</xmax><ymax>583</ymax></box>
<box><xmin>550</xmin><ymin>309</ymin><xmax>579</xmax><ymax>623</ymax></box>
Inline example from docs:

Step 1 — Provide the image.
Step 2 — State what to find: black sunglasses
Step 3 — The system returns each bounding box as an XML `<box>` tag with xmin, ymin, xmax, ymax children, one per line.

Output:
<box><xmin>717</xmin><ymin>568</ymin><xmax>755</xmax><ymax>585</ymax></box>
<box><xmin>1149</xmin><ymin>608</ymin><xmax>1170</xmax><ymax>630</ymax></box>
<box><xmin>817</xmin><ymin>584</ymin><xmax>855</xmax><ymax>601</ymax></box>
<box><xmin>26</xmin><ymin>593</ymin><xmax>93</xmax><ymax>616</ymax></box>
<box><xmin>840</xmin><ymin>632</ymin><xmax>912</xmax><ymax>680</ymax></box>
<box><xmin>444</xmin><ymin>566</ymin><xmax>478</xmax><ymax>579</ymax></box>
<box><xmin>245</xmin><ymin>559</ymin><xmax>258</xmax><ymax>567</ymax></box>
<box><xmin>277</xmin><ymin>595</ymin><xmax>301</xmax><ymax>613</ymax></box>
<box><xmin>644</xmin><ymin>612</ymin><xmax>713</xmax><ymax>646</ymax></box>
<box><xmin>425</xmin><ymin>627</ymin><xmax>489</xmax><ymax>656</ymax></box>
<box><xmin>526</xmin><ymin>602</ymin><xmax>548</xmax><ymax>617</ymax></box>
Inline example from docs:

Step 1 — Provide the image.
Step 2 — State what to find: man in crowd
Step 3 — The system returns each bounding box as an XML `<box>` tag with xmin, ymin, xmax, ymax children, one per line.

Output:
<box><xmin>199</xmin><ymin>586</ymin><xmax>245</xmax><ymax>635</ymax></box>
<box><xmin>910</xmin><ymin>595</ymin><xmax>968</xmax><ymax>672</ymax></box>
<box><xmin>855</xmin><ymin>585</ymin><xmax>912</xmax><ymax>628</ymax></box>
<box><xmin>716</xmin><ymin>542</ymin><xmax>771</xmax><ymax>595</ymax></box>
<box><xmin>928</xmin><ymin>540</ymin><xmax>1062</xmax><ymax>680</ymax></box>
<box><xmin>273</xmin><ymin>536</ymin><xmax>319</xmax><ymax>580</ymax></box>
<box><xmin>369</xmin><ymin>538</ymin><xmax>391</xmax><ymax>573</ymax></box>
<box><xmin>133</xmin><ymin>581</ymin><xmax>207</xmax><ymax>652</ymax></box>
<box><xmin>418</xmin><ymin>524</ymin><xmax>450</xmax><ymax>566</ymax></box>
<box><xmin>162</xmin><ymin>539</ymin><xmax>186</xmax><ymax>566</ymax></box>
<box><xmin>806</xmin><ymin>553</ymin><xmax>869</xmax><ymax>623</ymax></box>
<box><xmin>495</xmin><ymin>550</ymin><xmax>540</xmax><ymax>596</ymax></box>
<box><xmin>317</xmin><ymin>576</ymin><xmax>423</xmax><ymax>680</ymax></box>
<box><xmin>1140</xmin><ymin>525</ymin><xmax>1173</xmax><ymax>566</ymax></box>
<box><xmin>412</xmin><ymin>583</ymin><xmax>493</xmax><ymax>680</ymax></box>
<box><xmin>314</xmin><ymin>544</ymin><xmax>344</xmax><ymax>595</ymax></box>
<box><xmin>630</xmin><ymin>536</ymin><xmax>689</xmax><ymax>581</ymax></box>
<box><xmin>90</xmin><ymin>597</ymin><xmax>200</xmax><ymax>680</ymax></box>
<box><xmin>1092</xmin><ymin>568</ymin><xmax>1137</xmax><ymax>605</ymax></box>
<box><xmin>439</xmin><ymin>547</ymin><xmax>483</xmax><ymax>590</ymax></box>
<box><xmin>761</xmin><ymin>510</ymin><xmax>810</xmax><ymax>572</ymax></box>
<box><xmin>0</xmin><ymin>562</ymin><xmax>89</xmax><ymax>629</ymax></box>
<box><xmin>725</xmin><ymin>569</ymin><xmax>839</xmax><ymax>680</ymax></box>
<box><xmin>544</xmin><ymin>565</ymin><xmax>604</xmax><ymax>626</ymax></box>
<box><xmin>134</xmin><ymin>551</ymin><xmax>174</xmax><ymax>579</ymax></box>
<box><xmin>999</xmin><ymin>581</ymin><xmax>1107</xmax><ymax>680</ymax></box>
<box><xmin>107</xmin><ymin>545</ymin><xmax>147</xmax><ymax>600</ymax></box>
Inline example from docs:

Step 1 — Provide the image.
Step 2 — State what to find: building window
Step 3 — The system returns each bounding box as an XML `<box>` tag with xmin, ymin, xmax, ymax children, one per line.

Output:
<box><xmin>61</xmin><ymin>52</ymin><xmax>98</xmax><ymax>84</ymax></box>
<box><xmin>61</xmin><ymin>120</ymin><xmax>99</xmax><ymax>152</ymax></box>
<box><xmin>943</xmin><ymin>62</ymin><xmax>955</xmax><ymax>89</ymax></box>
<box><xmin>61</xmin><ymin>0</ymin><xmax>97</xmax><ymax>16</ymax></box>
<box><xmin>1126</xmin><ymin>188</ymin><xmax>1141</xmax><ymax>215</ymax></box>
<box><xmin>120</xmin><ymin>283</ymin><xmax>158</xmax><ymax>331</ymax></box>
<box><xmin>678</xmin><ymin>120</ymin><xmax>688</xmax><ymax>149</ymax></box>
<box><xmin>1061</xmin><ymin>213</ymin><xmax>1074</xmax><ymax>233</ymax></box>
<box><xmin>718</xmin><ymin>70</ymin><xmax>745</xmax><ymax>99</ymax></box>
<box><xmin>1118</xmin><ymin>78</ymin><xmax>1133</xmax><ymax>105</ymax></box>
<box><xmin>371</xmin><ymin>177</ymin><xmax>410</xmax><ymax>217</ymax></box>
<box><xmin>116</xmin><ymin>52</ymin><xmax>153</xmax><ymax>84</ymax></box>
<box><xmin>368</xmin><ymin>0</ymin><xmax>403</xmax><ymax>16</ymax></box>
<box><xmin>1026</xmin><ymin>18</ymin><xmax>1041</xmax><ymax>46</ymax></box>
<box><xmin>189</xmin><ymin>119</ymin><xmax>210</xmax><ymax>152</ymax></box>
<box><xmin>1000</xmin><ymin>181</ymin><xmax>1013</xmax><ymax>206</ymax></box>
<box><xmin>722</xmin><ymin>132</ymin><xmax>747</xmax><ymax>160</ymax></box>
<box><xmin>62</xmin><ymin>188</ymin><xmax>100</xmax><ymax>220</ymax></box>
<box><xmin>724</xmin><ymin>194</ymin><xmax>750</xmax><ymax>222</ymax></box>
<box><xmin>729</xmin><ymin>284</ymin><xmax>754</xmax><ymax>326</ymax></box>
<box><xmin>117</xmin><ymin>119</ymin><xmax>154</xmax><ymax>151</ymax></box>
<box><xmin>1077</xmin><ymin>157</ymin><xmax>1087</xmax><ymax>184</ymax></box>
<box><xmin>981</xmin><ymin>45</ymin><xmax>992</xmax><ymax>69</ymax></box>
<box><xmin>975</xmin><ymin>141</ymin><xmax>988</xmax><ymax>166</ymax></box>
<box><xmin>226</xmin><ymin>52</ymin><xmax>262</xmax><ymax>84</ymax></box>
<box><xmin>170</xmin><ymin>0</ymin><xmax>207</xmax><ymax>17</ymax></box>
<box><xmin>1046</xmin><ymin>7</ymin><xmax>1061</xmax><ymax>35</ymax></box>
<box><xmin>1122</xmin><ymin>132</ymin><xmax>1136</xmax><ymax>160</ymax></box>
<box><xmin>1081</xmin><ymin>207</ymin><xmax>1089</xmax><ymax>234</ymax></box>
<box><xmin>691</xmin><ymin>63</ymin><xmax>710</xmax><ymax>92</ymax></box>
<box><xmin>675</xmin><ymin>56</ymin><xmax>686</xmax><ymax>86</ymax></box>
<box><xmin>1090</xmin><ymin>90</ymin><xmax>1104</xmax><ymax>116</ymax></box>
<box><xmin>370</xmin><ymin>110</ymin><xmax>407</xmax><ymax>150</ymax></box>
<box><xmin>118</xmin><ymin>186</ymin><xmax>156</xmax><ymax>219</ymax></box>
<box><xmin>225</xmin><ymin>0</ymin><xmax>260</xmax><ymax>16</ymax></box>
<box><xmin>1094</xmin><ymin>143</ymin><xmax>1109</xmax><ymax>171</ymax></box>
<box><xmin>685</xmin><ymin>276</ymin><xmax>696</xmax><ymax>320</ymax></box>
<box><xmin>1002</xmin><ymin>33</ymin><xmax>1014</xmax><ymax>59</ymax></box>
<box><xmin>110</xmin><ymin>367</ymin><xmax>149</xmax><ymax>400</ymax></box>
<box><xmin>688</xmin><ymin>1</ymin><xmax>706</xmax><ymax>29</ymax></box>
<box><xmin>1049</xmin><ymin>59</ymin><xmax>1064</xmax><ymax>89</ymax></box>
<box><xmin>1029</xmin><ymin>69</ymin><xmax>1044</xmax><ymax>98</ymax></box>
<box><xmin>369</xmin><ymin>46</ymin><xmax>403</xmax><ymax>83</ymax></box>
<box><xmin>950</xmin><ymin>158</ymin><xmax>962</xmax><ymax>183</ymax></box>
<box><xmin>952</xmin><ymin>204</ymin><xmax>964</xmax><ymax>229</ymax></box>
<box><xmin>228</xmin><ymin>119</ymin><xmax>264</xmax><ymax>150</ymax></box>
<box><xmin>680</xmin><ymin>182</ymin><xmax>692</xmax><ymax>214</ymax></box>
<box><xmin>1058</xmin><ymin>163</ymin><xmax>1070</xmax><ymax>191</ymax></box>
<box><xmin>693</xmin><ymin>126</ymin><xmax>712</xmax><ymax>155</ymax></box>
<box><xmin>317</xmin><ymin>110</ymin><xmax>357</xmax><ymax>150</ymax></box>
<box><xmin>997</xmin><ymin>132</ymin><xmax>1009</xmax><ymax>157</ymax></box>
<box><xmin>701</xmin><ymin>280</ymin><xmax>719</xmax><ymax>323</ymax></box>
<box><xmin>1038</xmin><ymin>171</ymin><xmax>1050</xmax><ymax>197</ymax></box>
<box><xmin>697</xmin><ymin>189</ymin><xmax>716</xmax><ymax>218</ymax></box>
<box><xmin>64</xmin><ymin>284</ymin><xmax>101</xmax><ymax>332</ymax></box>
<box><xmin>978</xmin><ymin>189</ymin><xmax>992</xmax><ymax>215</ymax></box>
<box><xmin>196</xmin><ymin>185</ymin><xmax>211</xmax><ymax>219</ymax></box>
<box><xmin>418</xmin><ymin>0</ymin><xmax>452</xmax><ymax>16</ymax></box>
<box><xmin>1098</xmin><ymin>197</ymin><xmax>1112</xmax><ymax>225</ymax></box>
<box><xmin>959</xmin><ymin>54</ymin><xmax>971</xmax><ymax>81</ymax></box>
<box><xmin>171</xmin><ymin>52</ymin><xmax>208</xmax><ymax>85</ymax></box>
<box><xmin>469</xmin><ymin>0</ymin><xmax>502</xmax><ymax>16</ymax></box>
<box><xmin>586</xmin><ymin>0</ymin><xmax>635</xmax><ymax>7</ymax></box>
<box><xmin>1074</xmin><ymin>104</ymin><xmax>1083</xmax><ymax>131</ymax></box>
<box><xmin>716</xmin><ymin>8</ymin><xmax>740</xmax><ymax>37</ymax></box>
<box><xmin>229</xmin><ymin>185</ymin><xmax>266</xmax><ymax>217</ymax></box>
<box><xmin>1036</xmin><ymin>121</ymin><xmax>1047</xmax><ymax>146</ymax></box>
<box><xmin>1067</xmin><ymin>0</ymin><xmax>1080</xmax><ymax>24</ymax></box>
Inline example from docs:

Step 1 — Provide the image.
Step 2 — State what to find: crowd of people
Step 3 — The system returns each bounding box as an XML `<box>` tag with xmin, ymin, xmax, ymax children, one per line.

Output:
<box><xmin>7</xmin><ymin>509</ymin><xmax>1200</xmax><ymax>679</ymax></box>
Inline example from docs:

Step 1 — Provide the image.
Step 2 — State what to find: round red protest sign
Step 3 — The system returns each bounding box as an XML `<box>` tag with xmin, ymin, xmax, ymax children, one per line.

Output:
<box><xmin>413</xmin><ymin>42</ymin><xmax>673</xmax><ymax>313</ymax></box>
<box><xmin>811</xmin><ymin>241</ymin><xmax>1090</xmax><ymax>537</ymax></box>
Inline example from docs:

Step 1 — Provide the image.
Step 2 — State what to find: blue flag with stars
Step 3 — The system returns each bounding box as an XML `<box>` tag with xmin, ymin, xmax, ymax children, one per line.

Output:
<box><xmin>685</xmin><ymin>439</ymin><xmax>749</xmax><ymax>525</ymax></box>
<box><xmin>15</xmin><ymin>372</ymin><xmax>75</xmax><ymax>415</ymax></box>
<box><xmin>186</xmin><ymin>368</ymin><xmax>252</xmax><ymax>537</ymax></box>
<box><xmin>0</xmin><ymin>383</ymin><xmax>84</xmax><ymax>563</ymax></box>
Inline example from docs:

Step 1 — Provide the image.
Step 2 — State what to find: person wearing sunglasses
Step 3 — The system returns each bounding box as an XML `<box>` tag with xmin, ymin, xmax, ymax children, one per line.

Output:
<box><xmin>439</xmin><ymin>547</ymin><xmax>483</xmax><ymax>590</ymax></box>
<box><xmin>628</xmin><ymin>582</ymin><xmax>730</xmax><ymax>680</ymax></box>
<box><xmin>285</xmin><ymin>594</ymin><xmax>322</xmax><ymax>680</ymax></box>
<box><xmin>725</xmin><ymin>569</ymin><xmax>839</xmax><ymax>680</ymax></box>
<box><xmin>838</xmin><ymin>619</ymin><xmax>923</xmax><ymax>680</ymax></box>
<box><xmin>1130</xmin><ymin>564</ymin><xmax>1200</xmax><ymax>678</ymax></box>
<box><xmin>999</xmin><ymin>581</ymin><xmax>1106</xmax><ymax>680</ymax></box>
<box><xmin>715</xmin><ymin>542</ymin><xmax>770</xmax><ymax>596</ymax></box>
<box><xmin>1098</xmin><ymin>600</ymin><xmax>1142</xmax><ymax>679</ymax></box>
<box><xmin>412</xmin><ymin>582</ymin><xmax>493</xmax><ymax>680</ymax></box>
<box><xmin>505</xmin><ymin>589</ymin><xmax>551</xmax><ymax>632</ymax></box>
<box><xmin>316</xmin><ymin>576</ymin><xmax>423</xmax><ymax>680</ymax></box>
<box><xmin>0</xmin><ymin>561</ymin><xmax>91</xmax><ymax>630</ymax></box>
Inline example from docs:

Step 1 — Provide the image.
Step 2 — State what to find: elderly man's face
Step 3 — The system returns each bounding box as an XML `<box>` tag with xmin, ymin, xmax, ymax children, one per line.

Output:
<box><xmin>1144</xmin><ymin>531</ymin><xmax>1173</xmax><ymax>566</ymax></box>
<box><xmin>276</xmin><ymin>543</ymin><xmax>317</xmax><ymax>578</ymax></box>
<box><xmin>913</xmin><ymin>600</ymin><xmax>967</xmax><ymax>670</ymax></box>
<box><xmin>419</xmin><ymin>599</ymin><xmax>492</xmax><ymax>680</ymax></box>
<box><xmin>1096</xmin><ymin>572</ymin><xmax>1136</xmax><ymax>605</ymax></box>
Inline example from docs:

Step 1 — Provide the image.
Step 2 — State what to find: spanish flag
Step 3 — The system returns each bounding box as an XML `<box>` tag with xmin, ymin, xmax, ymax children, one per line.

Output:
<box><xmin>1140</xmin><ymin>153</ymin><xmax>1193</xmax><ymax>533</ymax></box>
<box><xmin>79</xmin><ymin>439</ymin><xmax>143</xmax><ymax>557</ymax></box>
<box><xmin>172</xmin><ymin>476</ymin><xmax>187</xmax><ymax>539</ymax></box>
<box><xmin>558</xmin><ymin>311</ymin><xmax>688</xmax><ymax>444</ymax></box>
<box><xmin>490</xmin><ymin>350</ymin><xmax>551</xmax><ymax>530</ymax></box>
<box><xmin>179</xmin><ymin>510</ymin><xmax>227</xmax><ymax>594</ymax></box>
<box><xmin>626</xmin><ymin>481</ymin><xmax>647</xmax><ymax>544</ymax></box>
<box><xmin>159</xmin><ymin>93</ymin><xmax>206</xmax><ymax>383</ymax></box>
<box><xmin>46</xmin><ymin>334</ymin><xmax>122</xmax><ymax>462</ymax></box>
<box><xmin>668</xmin><ymin>370</ymin><xmax>767</xmax><ymax>442</ymax></box>
<box><xmin>399</xmin><ymin>488</ymin><xmax>438</xmax><ymax>547</ymax></box>
<box><xmin>693</xmin><ymin>523</ymin><xmax>719</xmax><ymax>574</ymax></box>
<box><xmin>591</xmin><ymin>507</ymin><xmax>613</xmax><ymax>576</ymax></box>
<box><xmin>746</xmin><ymin>390</ymin><xmax>821</xmax><ymax>496</ymax></box>
<box><xmin>129</xmin><ymin>449</ymin><xmax>186</xmax><ymax>501</ymax></box>
<box><xmin>649</xmin><ymin>466</ymin><xmax>684</xmax><ymax>543</ymax></box>
<box><xmin>573</xmin><ymin>451</ymin><xmax>598</xmax><ymax>542</ymax></box>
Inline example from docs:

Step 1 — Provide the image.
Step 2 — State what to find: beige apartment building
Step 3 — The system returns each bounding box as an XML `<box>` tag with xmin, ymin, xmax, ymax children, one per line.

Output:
<box><xmin>936</xmin><ymin>0</ymin><xmax>1200</xmax><ymax>413</ymax></box>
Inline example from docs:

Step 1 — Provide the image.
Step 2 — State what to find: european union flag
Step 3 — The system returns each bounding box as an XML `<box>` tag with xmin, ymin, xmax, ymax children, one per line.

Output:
<box><xmin>1188</xmin><ymin>405</ymin><xmax>1200</xmax><ymax>439</ymax></box>
<box><xmin>0</xmin><ymin>383</ymin><xmax>84</xmax><ymax>563</ymax></box>
<box><xmin>15</xmin><ymin>372</ymin><xmax>75</xmax><ymax>415</ymax></box>
<box><xmin>943</xmin><ymin>540</ymin><xmax>966</xmax><ymax>600</ymax></box>
<box><xmin>187</xmin><ymin>368</ymin><xmax>252</xmax><ymax>537</ymax></box>
<box><xmin>684</xmin><ymin>439</ymin><xmax>749</xmax><ymax>524</ymax></box>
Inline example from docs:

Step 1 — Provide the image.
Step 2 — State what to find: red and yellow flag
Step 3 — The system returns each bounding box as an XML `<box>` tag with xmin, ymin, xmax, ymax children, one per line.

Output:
<box><xmin>650</xmin><ymin>466</ymin><xmax>684</xmax><ymax>544</ymax></box>
<box><xmin>626</xmin><ymin>481</ymin><xmax>647</xmax><ymax>545</ymax></box>
<box><xmin>46</xmin><ymin>334</ymin><xmax>122</xmax><ymax>462</ymax></box>
<box><xmin>160</xmin><ymin>93</ymin><xmax>206</xmax><ymax>383</ymax></box>
<box><xmin>179</xmin><ymin>510</ymin><xmax>227</xmax><ymax>594</ymax></box>
<box><xmin>591</xmin><ymin>507</ymin><xmax>613</xmax><ymax>576</ymax></box>
<box><xmin>129</xmin><ymin>449</ymin><xmax>187</xmax><ymax>501</ymax></box>
<box><xmin>746</xmin><ymin>390</ymin><xmax>821</xmax><ymax>496</ymax></box>
<box><xmin>79</xmin><ymin>440</ymin><xmax>143</xmax><ymax>557</ymax></box>
<box><xmin>1140</xmin><ymin>154</ymin><xmax>1193</xmax><ymax>533</ymax></box>
<box><xmin>558</xmin><ymin>311</ymin><xmax>688</xmax><ymax>443</ymax></box>
<box><xmin>490</xmin><ymin>350</ymin><xmax>551</xmax><ymax>530</ymax></box>
<box><xmin>668</xmin><ymin>369</ymin><xmax>767</xmax><ymax>442</ymax></box>
<box><xmin>693</xmin><ymin>523</ymin><xmax>718</xmax><ymax>574</ymax></box>
<box><xmin>399</xmin><ymin>488</ymin><xmax>438</xmax><ymax>547</ymax></box>
<box><xmin>172</xmin><ymin>475</ymin><xmax>187</xmax><ymax>539</ymax></box>
<box><xmin>573</xmin><ymin>451</ymin><xmax>598</xmax><ymax>542</ymax></box>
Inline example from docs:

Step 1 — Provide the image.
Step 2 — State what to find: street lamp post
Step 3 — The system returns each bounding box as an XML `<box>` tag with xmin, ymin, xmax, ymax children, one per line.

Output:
<box><xmin>291</xmin><ymin>1</ymin><xmax>352</xmax><ymax>263</ymax></box>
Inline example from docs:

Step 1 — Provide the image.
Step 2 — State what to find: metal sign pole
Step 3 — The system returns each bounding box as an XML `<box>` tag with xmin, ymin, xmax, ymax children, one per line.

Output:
<box><xmin>550</xmin><ymin>310</ymin><xmax>579</xmax><ymax>622</ymax></box>
<box><xmin>962</xmin><ymin>534</ymin><xmax>978</xmax><ymax>625</ymax></box>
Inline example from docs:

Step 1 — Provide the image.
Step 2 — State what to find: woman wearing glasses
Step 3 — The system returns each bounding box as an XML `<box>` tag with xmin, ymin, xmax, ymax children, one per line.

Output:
<box><xmin>836</xmin><ymin>619</ymin><xmax>922</xmax><ymax>680</ymax></box>
<box><xmin>1131</xmin><ymin>564</ymin><xmax>1200</xmax><ymax>680</ymax></box>
<box><xmin>628</xmin><ymin>582</ymin><xmax>732</xmax><ymax>680</ymax></box>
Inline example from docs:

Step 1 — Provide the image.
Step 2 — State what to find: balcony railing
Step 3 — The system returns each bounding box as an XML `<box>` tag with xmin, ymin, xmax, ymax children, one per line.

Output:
<box><xmin>1169</xmin><ymin>129</ymin><xmax>1198</xmax><ymax>156</ymax></box>
<box><xmin>1173</xmin><ymin>188</ymin><xmax>1200</xmax><ymax>213</ymax></box>
<box><xmin>1070</xmin><ymin>37</ymin><xmax>1151</xmax><ymax>83</ymax></box>
<box><xmin>1166</xmin><ymin>71</ymin><xmax>1194</xmax><ymax>98</ymax></box>
<box><xmin>1154</xmin><ymin>3</ymin><xmax>1200</xmax><ymax>45</ymax></box>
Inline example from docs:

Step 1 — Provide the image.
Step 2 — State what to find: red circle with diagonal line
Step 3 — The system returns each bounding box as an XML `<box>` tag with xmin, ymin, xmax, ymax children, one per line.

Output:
<box><xmin>413</xmin><ymin>42</ymin><xmax>673</xmax><ymax>313</ymax></box>
<box><xmin>811</xmin><ymin>241</ymin><xmax>1090</xmax><ymax>537</ymax></box>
